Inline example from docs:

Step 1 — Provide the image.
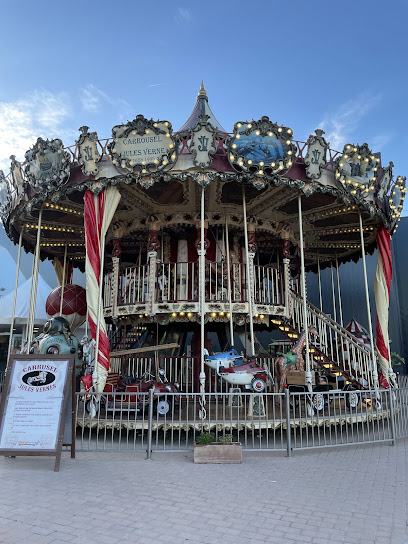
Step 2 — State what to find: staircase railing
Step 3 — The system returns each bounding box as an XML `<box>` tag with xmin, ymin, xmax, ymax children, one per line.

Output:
<box><xmin>289</xmin><ymin>290</ymin><xmax>375</xmax><ymax>389</ymax></box>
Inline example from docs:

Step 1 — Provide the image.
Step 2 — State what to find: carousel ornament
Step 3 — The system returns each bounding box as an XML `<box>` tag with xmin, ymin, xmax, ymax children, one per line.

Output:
<box><xmin>304</xmin><ymin>129</ymin><xmax>329</xmax><ymax>180</ymax></box>
<box><xmin>227</xmin><ymin>116</ymin><xmax>296</xmax><ymax>181</ymax></box>
<box><xmin>108</xmin><ymin>114</ymin><xmax>178</xmax><ymax>176</ymax></box>
<box><xmin>275</xmin><ymin>326</ymin><xmax>319</xmax><ymax>393</ymax></box>
<box><xmin>377</xmin><ymin>161</ymin><xmax>393</xmax><ymax>203</ymax></box>
<box><xmin>0</xmin><ymin>170</ymin><xmax>11</xmax><ymax>218</ymax></box>
<box><xmin>195</xmin><ymin>171</ymin><xmax>212</xmax><ymax>187</ymax></box>
<box><xmin>112</xmin><ymin>238</ymin><xmax>122</xmax><ymax>258</ymax></box>
<box><xmin>139</xmin><ymin>175</ymin><xmax>155</xmax><ymax>189</ymax></box>
<box><xmin>24</xmin><ymin>137</ymin><xmax>71</xmax><ymax>191</ymax></box>
<box><xmin>147</xmin><ymin>216</ymin><xmax>161</xmax><ymax>252</ymax></box>
<box><xmin>335</xmin><ymin>142</ymin><xmax>378</xmax><ymax>196</ymax></box>
<box><xmin>9</xmin><ymin>155</ymin><xmax>25</xmax><ymax>198</ymax></box>
<box><xmin>388</xmin><ymin>175</ymin><xmax>407</xmax><ymax>227</ymax></box>
<box><xmin>45</xmin><ymin>284</ymin><xmax>87</xmax><ymax>333</ymax></box>
<box><xmin>188</xmin><ymin>114</ymin><xmax>217</xmax><ymax>168</ymax></box>
<box><xmin>76</xmin><ymin>126</ymin><xmax>101</xmax><ymax>176</ymax></box>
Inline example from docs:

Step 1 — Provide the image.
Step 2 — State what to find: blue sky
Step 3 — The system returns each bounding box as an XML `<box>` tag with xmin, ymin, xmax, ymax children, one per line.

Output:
<box><xmin>0</xmin><ymin>0</ymin><xmax>407</xmax><ymax>286</ymax></box>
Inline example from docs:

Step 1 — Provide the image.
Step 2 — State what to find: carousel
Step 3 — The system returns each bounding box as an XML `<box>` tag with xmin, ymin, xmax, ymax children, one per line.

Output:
<box><xmin>0</xmin><ymin>83</ymin><xmax>406</xmax><ymax>422</ymax></box>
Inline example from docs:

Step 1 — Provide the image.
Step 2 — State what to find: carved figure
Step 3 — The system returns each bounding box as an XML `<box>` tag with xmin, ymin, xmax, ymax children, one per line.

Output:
<box><xmin>10</xmin><ymin>155</ymin><xmax>25</xmax><ymax>196</ymax></box>
<box><xmin>274</xmin><ymin>326</ymin><xmax>318</xmax><ymax>392</ymax></box>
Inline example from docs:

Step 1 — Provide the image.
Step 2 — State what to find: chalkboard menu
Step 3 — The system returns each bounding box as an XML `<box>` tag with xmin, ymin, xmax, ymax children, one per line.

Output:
<box><xmin>0</xmin><ymin>355</ymin><xmax>74</xmax><ymax>471</ymax></box>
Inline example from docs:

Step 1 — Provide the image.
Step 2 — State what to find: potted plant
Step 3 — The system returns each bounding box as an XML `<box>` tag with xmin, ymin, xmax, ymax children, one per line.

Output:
<box><xmin>194</xmin><ymin>433</ymin><xmax>242</xmax><ymax>464</ymax></box>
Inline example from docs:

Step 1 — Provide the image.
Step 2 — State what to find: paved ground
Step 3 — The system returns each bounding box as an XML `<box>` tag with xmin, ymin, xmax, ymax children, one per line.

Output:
<box><xmin>0</xmin><ymin>441</ymin><xmax>407</xmax><ymax>544</ymax></box>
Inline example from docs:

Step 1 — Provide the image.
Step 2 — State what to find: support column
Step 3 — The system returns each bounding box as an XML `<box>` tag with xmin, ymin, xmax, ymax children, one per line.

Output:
<box><xmin>147</xmin><ymin>219</ymin><xmax>161</xmax><ymax>317</ymax></box>
<box><xmin>59</xmin><ymin>244</ymin><xmax>68</xmax><ymax>316</ymax></box>
<box><xmin>26</xmin><ymin>206</ymin><xmax>43</xmax><ymax>350</ymax></box>
<box><xmin>197</xmin><ymin>187</ymin><xmax>208</xmax><ymax>418</ymax></box>
<box><xmin>225</xmin><ymin>215</ymin><xmax>234</xmax><ymax>347</ymax></box>
<box><xmin>111</xmin><ymin>234</ymin><xmax>122</xmax><ymax>318</ymax></box>
<box><xmin>335</xmin><ymin>255</ymin><xmax>344</xmax><ymax>328</ymax></box>
<box><xmin>298</xmin><ymin>195</ymin><xmax>312</xmax><ymax>391</ymax></box>
<box><xmin>358</xmin><ymin>211</ymin><xmax>380</xmax><ymax>393</ymax></box>
<box><xmin>242</xmin><ymin>185</ymin><xmax>256</xmax><ymax>356</ymax></box>
<box><xmin>281</xmin><ymin>230</ymin><xmax>291</xmax><ymax>318</ymax></box>
<box><xmin>7</xmin><ymin>228</ymin><xmax>23</xmax><ymax>364</ymax></box>
<box><xmin>317</xmin><ymin>252</ymin><xmax>323</xmax><ymax>312</ymax></box>
<box><xmin>247</xmin><ymin>222</ymin><xmax>257</xmax><ymax>355</ymax></box>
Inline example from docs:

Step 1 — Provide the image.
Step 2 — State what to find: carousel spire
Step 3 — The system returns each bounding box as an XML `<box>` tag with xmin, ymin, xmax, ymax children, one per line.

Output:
<box><xmin>198</xmin><ymin>80</ymin><xmax>207</xmax><ymax>98</ymax></box>
<box><xmin>177</xmin><ymin>82</ymin><xmax>227</xmax><ymax>133</ymax></box>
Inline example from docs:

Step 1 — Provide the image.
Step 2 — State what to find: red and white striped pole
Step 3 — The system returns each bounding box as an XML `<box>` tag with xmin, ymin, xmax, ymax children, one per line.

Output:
<box><xmin>374</xmin><ymin>226</ymin><xmax>396</xmax><ymax>388</ymax></box>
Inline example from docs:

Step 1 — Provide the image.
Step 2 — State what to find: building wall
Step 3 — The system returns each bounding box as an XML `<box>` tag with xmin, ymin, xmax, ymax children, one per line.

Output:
<box><xmin>306</xmin><ymin>218</ymin><xmax>407</xmax><ymax>373</ymax></box>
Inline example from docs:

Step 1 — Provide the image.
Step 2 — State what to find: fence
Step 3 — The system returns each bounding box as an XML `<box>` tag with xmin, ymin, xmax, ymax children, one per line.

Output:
<box><xmin>0</xmin><ymin>371</ymin><xmax>406</xmax><ymax>457</ymax></box>
<box><xmin>75</xmin><ymin>386</ymin><xmax>408</xmax><ymax>456</ymax></box>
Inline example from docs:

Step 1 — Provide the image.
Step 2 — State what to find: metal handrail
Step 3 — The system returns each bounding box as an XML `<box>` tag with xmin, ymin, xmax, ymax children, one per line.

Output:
<box><xmin>290</xmin><ymin>290</ymin><xmax>372</xmax><ymax>356</ymax></box>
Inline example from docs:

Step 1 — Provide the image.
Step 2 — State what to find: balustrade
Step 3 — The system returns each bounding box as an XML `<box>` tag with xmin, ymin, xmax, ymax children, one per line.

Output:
<box><xmin>104</xmin><ymin>262</ymin><xmax>284</xmax><ymax>311</ymax></box>
<box><xmin>289</xmin><ymin>290</ymin><xmax>375</xmax><ymax>389</ymax></box>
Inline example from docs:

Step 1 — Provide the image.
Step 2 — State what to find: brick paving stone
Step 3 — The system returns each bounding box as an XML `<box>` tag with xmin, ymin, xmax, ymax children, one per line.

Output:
<box><xmin>0</xmin><ymin>440</ymin><xmax>407</xmax><ymax>544</ymax></box>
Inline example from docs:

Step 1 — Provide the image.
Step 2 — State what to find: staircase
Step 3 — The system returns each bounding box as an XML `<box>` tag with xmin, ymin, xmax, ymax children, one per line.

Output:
<box><xmin>109</xmin><ymin>325</ymin><xmax>148</xmax><ymax>352</ymax></box>
<box><xmin>270</xmin><ymin>290</ymin><xmax>376</xmax><ymax>390</ymax></box>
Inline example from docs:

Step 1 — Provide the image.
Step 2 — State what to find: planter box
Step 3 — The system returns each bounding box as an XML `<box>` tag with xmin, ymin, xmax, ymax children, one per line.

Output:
<box><xmin>194</xmin><ymin>443</ymin><xmax>242</xmax><ymax>464</ymax></box>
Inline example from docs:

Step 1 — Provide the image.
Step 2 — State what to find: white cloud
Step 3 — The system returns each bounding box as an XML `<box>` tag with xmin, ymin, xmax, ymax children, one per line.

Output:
<box><xmin>318</xmin><ymin>92</ymin><xmax>382</xmax><ymax>150</ymax></box>
<box><xmin>80</xmin><ymin>85</ymin><xmax>102</xmax><ymax>114</ymax></box>
<box><xmin>0</xmin><ymin>90</ymin><xmax>72</xmax><ymax>172</ymax></box>
<box><xmin>0</xmin><ymin>85</ymin><xmax>132</xmax><ymax>174</ymax></box>
<box><xmin>80</xmin><ymin>84</ymin><xmax>131</xmax><ymax>118</ymax></box>
<box><xmin>174</xmin><ymin>7</ymin><xmax>191</xmax><ymax>23</ymax></box>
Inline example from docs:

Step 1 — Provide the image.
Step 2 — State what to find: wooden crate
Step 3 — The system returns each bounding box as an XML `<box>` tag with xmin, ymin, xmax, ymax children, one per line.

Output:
<box><xmin>286</xmin><ymin>370</ymin><xmax>315</xmax><ymax>386</ymax></box>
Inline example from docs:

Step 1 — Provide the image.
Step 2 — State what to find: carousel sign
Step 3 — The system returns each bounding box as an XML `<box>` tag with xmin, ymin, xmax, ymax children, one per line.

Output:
<box><xmin>76</xmin><ymin>126</ymin><xmax>101</xmax><ymax>176</ymax></box>
<box><xmin>108</xmin><ymin>115</ymin><xmax>178</xmax><ymax>175</ymax></box>
<box><xmin>389</xmin><ymin>175</ymin><xmax>407</xmax><ymax>224</ymax></box>
<box><xmin>24</xmin><ymin>137</ymin><xmax>71</xmax><ymax>190</ymax></box>
<box><xmin>227</xmin><ymin>116</ymin><xmax>296</xmax><ymax>180</ymax></box>
<box><xmin>304</xmin><ymin>129</ymin><xmax>329</xmax><ymax>180</ymax></box>
<box><xmin>335</xmin><ymin>143</ymin><xmax>379</xmax><ymax>195</ymax></box>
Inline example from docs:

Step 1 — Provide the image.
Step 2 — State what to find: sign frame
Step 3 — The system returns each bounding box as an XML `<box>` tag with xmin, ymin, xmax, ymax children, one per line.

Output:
<box><xmin>0</xmin><ymin>354</ymin><xmax>75</xmax><ymax>472</ymax></box>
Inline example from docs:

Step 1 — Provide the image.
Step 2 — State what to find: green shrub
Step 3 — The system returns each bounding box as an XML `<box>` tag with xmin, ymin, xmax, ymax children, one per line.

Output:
<box><xmin>218</xmin><ymin>434</ymin><xmax>233</xmax><ymax>445</ymax></box>
<box><xmin>196</xmin><ymin>432</ymin><xmax>214</xmax><ymax>445</ymax></box>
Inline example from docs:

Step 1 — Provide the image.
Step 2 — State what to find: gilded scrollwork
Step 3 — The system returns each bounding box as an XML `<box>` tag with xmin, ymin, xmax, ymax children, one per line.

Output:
<box><xmin>24</xmin><ymin>138</ymin><xmax>71</xmax><ymax>191</ymax></box>
<box><xmin>335</xmin><ymin>143</ymin><xmax>379</xmax><ymax>197</ymax></box>
<box><xmin>188</xmin><ymin>114</ymin><xmax>217</xmax><ymax>168</ymax></box>
<box><xmin>108</xmin><ymin>115</ymin><xmax>179</xmax><ymax>178</ymax></box>
<box><xmin>76</xmin><ymin>126</ymin><xmax>101</xmax><ymax>177</ymax></box>
<box><xmin>227</xmin><ymin>116</ymin><xmax>296</xmax><ymax>180</ymax></box>
<box><xmin>304</xmin><ymin>129</ymin><xmax>329</xmax><ymax>180</ymax></box>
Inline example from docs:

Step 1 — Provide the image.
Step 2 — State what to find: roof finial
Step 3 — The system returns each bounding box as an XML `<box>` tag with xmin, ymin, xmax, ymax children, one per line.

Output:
<box><xmin>198</xmin><ymin>81</ymin><xmax>207</xmax><ymax>97</ymax></box>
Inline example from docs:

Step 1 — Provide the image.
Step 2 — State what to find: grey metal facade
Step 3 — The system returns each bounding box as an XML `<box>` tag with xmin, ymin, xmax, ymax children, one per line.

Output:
<box><xmin>307</xmin><ymin>217</ymin><xmax>407</xmax><ymax>372</ymax></box>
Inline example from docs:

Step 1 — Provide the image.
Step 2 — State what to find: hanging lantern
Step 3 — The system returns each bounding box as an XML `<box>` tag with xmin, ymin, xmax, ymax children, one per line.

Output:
<box><xmin>46</xmin><ymin>284</ymin><xmax>87</xmax><ymax>333</ymax></box>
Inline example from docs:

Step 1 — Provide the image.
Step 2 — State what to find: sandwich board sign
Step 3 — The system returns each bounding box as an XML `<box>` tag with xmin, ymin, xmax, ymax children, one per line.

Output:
<box><xmin>0</xmin><ymin>354</ymin><xmax>75</xmax><ymax>471</ymax></box>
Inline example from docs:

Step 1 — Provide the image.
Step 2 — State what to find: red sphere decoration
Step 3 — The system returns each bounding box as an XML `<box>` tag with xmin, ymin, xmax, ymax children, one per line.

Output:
<box><xmin>46</xmin><ymin>284</ymin><xmax>87</xmax><ymax>332</ymax></box>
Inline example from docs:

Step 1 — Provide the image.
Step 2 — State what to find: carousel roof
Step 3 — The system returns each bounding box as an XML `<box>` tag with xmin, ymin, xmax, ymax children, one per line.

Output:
<box><xmin>0</xmin><ymin>84</ymin><xmax>405</xmax><ymax>273</ymax></box>
<box><xmin>177</xmin><ymin>82</ymin><xmax>227</xmax><ymax>134</ymax></box>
